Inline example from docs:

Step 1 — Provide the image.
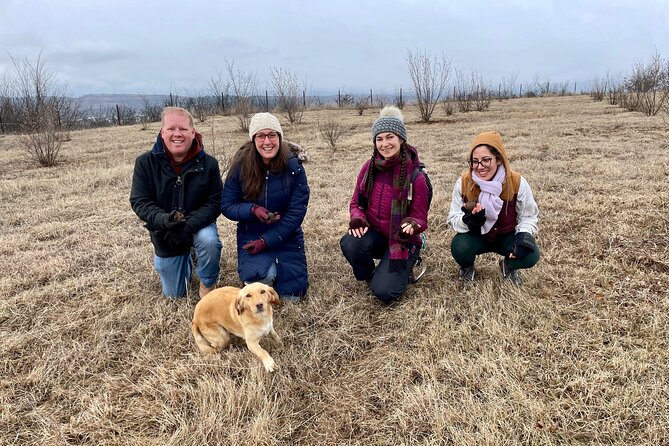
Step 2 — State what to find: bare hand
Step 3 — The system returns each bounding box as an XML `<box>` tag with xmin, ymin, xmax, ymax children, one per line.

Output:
<box><xmin>348</xmin><ymin>226</ymin><xmax>368</xmax><ymax>238</ymax></box>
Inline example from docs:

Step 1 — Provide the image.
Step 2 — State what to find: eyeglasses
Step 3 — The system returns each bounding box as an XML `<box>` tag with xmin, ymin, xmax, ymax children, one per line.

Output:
<box><xmin>470</xmin><ymin>157</ymin><xmax>494</xmax><ymax>168</ymax></box>
<box><xmin>254</xmin><ymin>132</ymin><xmax>279</xmax><ymax>142</ymax></box>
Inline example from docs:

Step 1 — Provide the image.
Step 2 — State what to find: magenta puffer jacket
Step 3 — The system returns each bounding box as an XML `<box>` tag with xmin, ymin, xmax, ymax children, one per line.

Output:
<box><xmin>348</xmin><ymin>152</ymin><xmax>429</xmax><ymax>247</ymax></box>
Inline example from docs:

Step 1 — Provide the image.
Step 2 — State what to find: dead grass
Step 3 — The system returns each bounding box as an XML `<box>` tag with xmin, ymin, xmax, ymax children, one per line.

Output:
<box><xmin>1</xmin><ymin>96</ymin><xmax>668</xmax><ymax>445</ymax></box>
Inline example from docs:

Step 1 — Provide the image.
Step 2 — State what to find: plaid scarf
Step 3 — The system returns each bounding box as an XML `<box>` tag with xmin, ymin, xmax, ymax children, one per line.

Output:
<box><xmin>360</xmin><ymin>150</ymin><xmax>414</xmax><ymax>272</ymax></box>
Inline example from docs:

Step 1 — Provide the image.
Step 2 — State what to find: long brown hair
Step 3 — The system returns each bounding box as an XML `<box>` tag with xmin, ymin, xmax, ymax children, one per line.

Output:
<box><xmin>226</xmin><ymin>139</ymin><xmax>290</xmax><ymax>200</ymax></box>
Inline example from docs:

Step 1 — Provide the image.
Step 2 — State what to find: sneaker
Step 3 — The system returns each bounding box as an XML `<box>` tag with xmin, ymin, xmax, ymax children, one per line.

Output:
<box><xmin>409</xmin><ymin>257</ymin><xmax>427</xmax><ymax>284</ymax></box>
<box><xmin>458</xmin><ymin>265</ymin><xmax>476</xmax><ymax>281</ymax></box>
<box><xmin>499</xmin><ymin>259</ymin><xmax>523</xmax><ymax>286</ymax></box>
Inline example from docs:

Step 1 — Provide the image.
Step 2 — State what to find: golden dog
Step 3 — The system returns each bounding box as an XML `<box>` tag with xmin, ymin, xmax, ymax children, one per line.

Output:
<box><xmin>192</xmin><ymin>282</ymin><xmax>282</xmax><ymax>372</ymax></box>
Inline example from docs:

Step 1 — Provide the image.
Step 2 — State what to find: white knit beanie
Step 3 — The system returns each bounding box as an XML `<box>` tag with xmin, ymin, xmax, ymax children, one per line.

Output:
<box><xmin>371</xmin><ymin>106</ymin><xmax>407</xmax><ymax>142</ymax></box>
<box><xmin>248</xmin><ymin>112</ymin><xmax>283</xmax><ymax>140</ymax></box>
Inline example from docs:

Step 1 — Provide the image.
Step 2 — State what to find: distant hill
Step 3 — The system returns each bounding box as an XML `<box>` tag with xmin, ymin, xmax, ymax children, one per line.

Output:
<box><xmin>77</xmin><ymin>94</ymin><xmax>166</xmax><ymax>110</ymax></box>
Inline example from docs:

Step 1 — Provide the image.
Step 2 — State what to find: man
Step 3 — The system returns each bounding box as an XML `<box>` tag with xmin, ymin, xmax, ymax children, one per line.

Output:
<box><xmin>130</xmin><ymin>107</ymin><xmax>223</xmax><ymax>298</ymax></box>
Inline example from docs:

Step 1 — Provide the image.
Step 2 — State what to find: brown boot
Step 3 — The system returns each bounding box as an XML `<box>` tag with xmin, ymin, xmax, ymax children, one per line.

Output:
<box><xmin>199</xmin><ymin>282</ymin><xmax>216</xmax><ymax>298</ymax></box>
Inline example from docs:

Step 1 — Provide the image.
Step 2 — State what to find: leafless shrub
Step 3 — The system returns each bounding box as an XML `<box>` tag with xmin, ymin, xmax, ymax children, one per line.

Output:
<box><xmin>499</xmin><ymin>72</ymin><xmax>519</xmax><ymax>100</ymax></box>
<box><xmin>406</xmin><ymin>49</ymin><xmax>451</xmax><ymax>122</ymax></box>
<box><xmin>337</xmin><ymin>91</ymin><xmax>354</xmax><ymax>109</ymax></box>
<box><xmin>441</xmin><ymin>98</ymin><xmax>454</xmax><ymax>116</ymax></box>
<box><xmin>591</xmin><ymin>76</ymin><xmax>607</xmax><ymax>102</ymax></box>
<box><xmin>140</xmin><ymin>95</ymin><xmax>162</xmax><ymax>124</ymax></box>
<box><xmin>270</xmin><ymin>67</ymin><xmax>305</xmax><ymax>124</ymax></box>
<box><xmin>19</xmin><ymin>113</ymin><xmax>63</xmax><ymax>166</ymax></box>
<box><xmin>533</xmin><ymin>75</ymin><xmax>551</xmax><ymax>96</ymax></box>
<box><xmin>622</xmin><ymin>52</ymin><xmax>669</xmax><ymax>116</ymax></box>
<box><xmin>354</xmin><ymin>96</ymin><xmax>368</xmax><ymax>116</ymax></box>
<box><xmin>606</xmin><ymin>73</ymin><xmax>623</xmax><ymax>105</ymax></box>
<box><xmin>318</xmin><ymin>116</ymin><xmax>343</xmax><ymax>149</ymax></box>
<box><xmin>393</xmin><ymin>88</ymin><xmax>405</xmax><ymax>109</ymax></box>
<box><xmin>454</xmin><ymin>70</ymin><xmax>493</xmax><ymax>112</ymax></box>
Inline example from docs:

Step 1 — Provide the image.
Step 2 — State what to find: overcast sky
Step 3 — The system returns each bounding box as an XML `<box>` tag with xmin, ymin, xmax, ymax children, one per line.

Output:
<box><xmin>1</xmin><ymin>0</ymin><xmax>668</xmax><ymax>97</ymax></box>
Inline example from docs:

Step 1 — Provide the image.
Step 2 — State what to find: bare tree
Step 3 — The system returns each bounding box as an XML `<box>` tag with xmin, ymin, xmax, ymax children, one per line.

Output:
<box><xmin>209</xmin><ymin>69</ymin><xmax>231</xmax><ymax>115</ymax></box>
<box><xmin>226</xmin><ymin>59</ymin><xmax>258</xmax><ymax>132</ymax></box>
<box><xmin>270</xmin><ymin>67</ymin><xmax>304</xmax><ymax>124</ymax></box>
<box><xmin>406</xmin><ymin>49</ymin><xmax>452</xmax><ymax>122</ymax></box>
<box><xmin>318</xmin><ymin>116</ymin><xmax>344</xmax><ymax>149</ymax></box>
<box><xmin>5</xmin><ymin>52</ymin><xmax>76</xmax><ymax>165</ymax></box>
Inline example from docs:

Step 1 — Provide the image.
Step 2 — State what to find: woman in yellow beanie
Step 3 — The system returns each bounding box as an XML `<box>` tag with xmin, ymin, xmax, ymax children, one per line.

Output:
<box><xmin>447</xmin><ymin>131</ymin><xmax>539</xmax><ymax>285</ymax></box>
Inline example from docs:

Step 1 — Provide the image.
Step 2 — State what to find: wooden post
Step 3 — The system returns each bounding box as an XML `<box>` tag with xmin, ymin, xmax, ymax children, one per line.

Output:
<box><xmin>338</xmin><ymin>90</ymin><xmax>341</xmax><ymax>108</ymax></box>
<box><xmin>573</xmin><ymin>82</ymin><xmax>577</xmax><ymax>95</ymax></box>
<box><xmin>116</xmin><ymin>104</ymin><xmax>121</xmax><ymax>126</ymax></box>
<box><xmin>519</xmin><ymin>84</ymin><xmax>523</xmax><ymax>98</ymax></box>
<box><xmin>370</xmin><ymin>89</ymin><xmax>373</xmax><ymax>107</ymax></box>
<box><xmin>399</xmin><ymin>88</ymin><xmax>403</xmax><ymax>108</ymax></box>
<box><xmin>265</xmin><ymin>91</ymin><xmax>269</xmax><ymax>111</ymax></box>
<box><xmin>498</xmin><ymin>83</ymin><xmax>501</xmax><ymax>99</ymax></box>
<box><xmin>303</xmin><ymin>90</ymin><xmax>306</xmax><ymax>107</ymax></box>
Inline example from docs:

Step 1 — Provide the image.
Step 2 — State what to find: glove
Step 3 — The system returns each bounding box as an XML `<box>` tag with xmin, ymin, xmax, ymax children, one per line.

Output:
<box><xmin>159</xmin><ymin>210</ymin><xmax>186</xmax><ymax>231</ymax></box>
<box><xmin>507</xmin><ymin>232</ymin><xmax>537</xmax><ymax>260</ymax></box>
<box><xmin>398</xmin><ymin>217</ymin><xmax>421</xmax><ymax>239</ymax></box>
<box><xmin>163</xmin><ymin>226</ymin><xmax>193</xmax><ymax>250</ymax></box>
<box><xmin>252</xmin><ymin>205</ymin><xmax>281</xmax><ymax>224</ymax></box>
<box><xmin>242</xmin><ymin>238</ymin><xmax>266</xmax><ymax>254</ymax></box>
<box><xmin>349</xmin><ymin>217</ymin><xmax>369</xmax><ymax>230</ymax></box>
<box><xmin>462</xmin><ymin>206</ymin><xmax>486</xmax><ymax>233</ymax></box>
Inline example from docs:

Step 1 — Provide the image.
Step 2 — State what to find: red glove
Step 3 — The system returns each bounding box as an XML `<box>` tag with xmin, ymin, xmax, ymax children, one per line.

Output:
<box><xmin>252</xmin><ymin>205</ymin><xmax>280</xmax><ymax>224</ymax></box>
<box><xmin>242</xmin><ymin>238</ymin><xmax>266</xmax><ymax>254</ymax></box>
<box><xmin>348</xmin><ymin>217</ymin><xmax>369</xmax><ymax>230</ymax></box>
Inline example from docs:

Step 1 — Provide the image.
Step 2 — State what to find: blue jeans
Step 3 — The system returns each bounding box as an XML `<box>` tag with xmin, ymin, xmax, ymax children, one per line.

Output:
<box><xmin>153</xmin><ymin>223</ymin><xmax>222</xmax><ymax>298</ymax></box>
<box><xmin>245</xmin><ymin>263</ymin><xmax>299</xmax><ymax>302</ymax></box>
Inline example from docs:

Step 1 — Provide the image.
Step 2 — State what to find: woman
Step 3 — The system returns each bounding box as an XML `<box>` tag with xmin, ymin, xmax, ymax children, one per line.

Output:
<box><xmin>340</xmin><ymin>106</ymin><xmax>429</xmax><ymax>304</ymax></box>
<box><xmin>447</xmin><ymin>131</ymin><xmax>540</xmax><ymax>285</ymax></box>
<box><xmin>221</xmin><ymin>112</ymin><xmax>310</xmax><ymax>301</ymax></box>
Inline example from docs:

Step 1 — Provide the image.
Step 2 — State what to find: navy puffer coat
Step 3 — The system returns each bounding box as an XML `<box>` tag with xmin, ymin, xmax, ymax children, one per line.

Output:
<box><xmin>221</xmin><ymin>155</ymin><xmax>310</xmax><ymax>297</ymax></box>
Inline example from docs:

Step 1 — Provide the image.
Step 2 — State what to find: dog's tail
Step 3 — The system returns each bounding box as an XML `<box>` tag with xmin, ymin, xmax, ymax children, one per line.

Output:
<box><xmin>191</xmin><ymin>322</ymin><xmax>217</xmax><ymax>354</ymax></box>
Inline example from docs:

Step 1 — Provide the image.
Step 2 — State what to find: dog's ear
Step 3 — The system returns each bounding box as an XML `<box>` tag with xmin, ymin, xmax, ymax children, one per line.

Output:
<box><xmin>267</xmin><ymin>286</ymin><xmax>281</xmax><ymax>306</ymax></box>
<box><xmin>235</xmin><ymin>291</ymin><xmax>246</xmax><ymax>315</ymax></box>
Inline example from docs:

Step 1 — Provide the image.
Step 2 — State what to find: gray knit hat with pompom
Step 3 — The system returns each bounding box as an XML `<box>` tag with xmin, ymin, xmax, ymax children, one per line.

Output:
<box><xmin>371</xmin><ymin>105</ymin><xmax>407</xmax><ymax>142</ymax></box>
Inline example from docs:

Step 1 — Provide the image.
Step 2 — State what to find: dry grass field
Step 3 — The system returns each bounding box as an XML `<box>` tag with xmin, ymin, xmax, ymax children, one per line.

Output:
<box><xmin>1</xmin><ymin>95</ymin><xmax>668</xmax><ymax>445</ymax></box>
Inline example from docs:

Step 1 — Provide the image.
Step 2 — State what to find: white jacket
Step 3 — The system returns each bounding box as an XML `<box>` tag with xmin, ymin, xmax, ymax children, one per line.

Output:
<box><xmin>447</xmin><ymin>176</ymin><xmax>539</xmax><ymax>235</ymax></box>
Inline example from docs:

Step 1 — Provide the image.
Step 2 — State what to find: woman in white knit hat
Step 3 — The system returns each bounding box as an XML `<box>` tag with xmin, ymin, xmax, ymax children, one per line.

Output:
<box><xmin>221</xmin><ymin>112</ymin><xmax>310</xmax><ymax>301</ymax></box>
<box><xmin>340</xmin><ymin>106</ymin><xmax>429</xmax><ymax>304</ymax></box>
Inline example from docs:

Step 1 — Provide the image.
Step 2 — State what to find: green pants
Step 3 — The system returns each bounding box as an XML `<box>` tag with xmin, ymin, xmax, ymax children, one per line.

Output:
<box><xmin>451</xmin><ymin>232</ymin><xmax>540</xmax><ymax>270</ymax></box>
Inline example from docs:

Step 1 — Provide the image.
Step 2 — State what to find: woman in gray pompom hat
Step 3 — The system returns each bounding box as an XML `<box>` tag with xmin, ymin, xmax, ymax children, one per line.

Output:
<box><xmin>221</xmin><ymin>112</ymin><xmax>310</xmax><ymax>302</ymax></box>
<box><xmin>340</xmin><ymin>106</ymin><xmax>430</xmax><ymax>304</ymax></box>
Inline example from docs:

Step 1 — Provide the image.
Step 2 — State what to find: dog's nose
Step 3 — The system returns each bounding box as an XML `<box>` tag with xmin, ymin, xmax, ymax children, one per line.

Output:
<box><xmin>256</xmin><ymin>302</ymin><xmax>264</xmax><ymax>311</ymax></box>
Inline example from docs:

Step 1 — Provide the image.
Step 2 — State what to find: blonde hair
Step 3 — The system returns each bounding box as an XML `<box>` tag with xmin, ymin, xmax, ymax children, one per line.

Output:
<box><xmin>160</xmin><ymin>107</ymin><xmax>194</xmax><ymax>128</ymax></box>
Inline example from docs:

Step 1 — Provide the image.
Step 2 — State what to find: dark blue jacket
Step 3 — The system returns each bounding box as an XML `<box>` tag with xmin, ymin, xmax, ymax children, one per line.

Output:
<box><xmin>130</xmin><ymin>133</ymin><xmax>222</xmax><ymax>257</ymax></box>
<box><xmin>221</xmin><ymin>155</ymin><xmax>309</xmax><ymax>297</ymax></box>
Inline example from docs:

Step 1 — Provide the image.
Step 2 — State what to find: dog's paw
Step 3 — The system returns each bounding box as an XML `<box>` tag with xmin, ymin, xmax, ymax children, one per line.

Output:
<box><xmin>263</xmin><ymin>358</ymin><xmax>278</xmax><ymax>372</ymax></box>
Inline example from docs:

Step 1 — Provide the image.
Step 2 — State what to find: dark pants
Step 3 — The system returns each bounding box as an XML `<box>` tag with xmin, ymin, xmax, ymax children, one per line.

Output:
<box><xmin>340</xmin><ymin>228</ymin><xmax>421</xmax><ymax>304</ymax></box>
<box><xmin>451</xmin><ymin>231</ymin><xmax>540</xmax><ymax>270</ymax></box>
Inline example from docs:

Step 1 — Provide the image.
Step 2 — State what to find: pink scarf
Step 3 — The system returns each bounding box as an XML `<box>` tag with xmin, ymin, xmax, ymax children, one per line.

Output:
<box><xmin>471</xmin><ymin>164</ymin><xmax>505</xmax><ymax>234</ymax></box>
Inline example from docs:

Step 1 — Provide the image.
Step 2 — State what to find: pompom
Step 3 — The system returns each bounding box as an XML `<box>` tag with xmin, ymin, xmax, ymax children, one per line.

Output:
<box><xmin>379</xmin><ymin>105</ymin><xmax>404</xmax><ymax>122</ymax></box>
